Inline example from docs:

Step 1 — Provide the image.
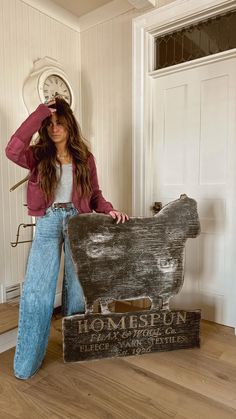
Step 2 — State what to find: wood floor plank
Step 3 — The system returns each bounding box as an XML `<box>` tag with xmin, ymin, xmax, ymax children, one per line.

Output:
<box><xmin>124</xmin><ymin>350</ymin><xmax>236</xmax><ymax>408</ymax></box>
<box><xmin>0</xmin><ymin>371</ymin><xmax>49</xmax><ymax>418</ymax></box>
<box><xmin>1</xmin><ymin>316</ymin><xmax>236</xmax><ymax>418</ymax></box>
<box><xmin>0</xmin><ymin>303</ymin><xmax>19</xmax><ymax>335</ymax></box>
<box><xmin>21</xmin><ymin>363</ymin><xmax>173</xmax><ymax>419</ymax></box>
<box><xmin>81</xmin><ymin>357</ymin><xmax>236</xmax><ymax>419</ymax></box>
<box><xmin>0</xmin><ymin>348</ymin><xmax>49</xmax><ymax>388</ymax></box>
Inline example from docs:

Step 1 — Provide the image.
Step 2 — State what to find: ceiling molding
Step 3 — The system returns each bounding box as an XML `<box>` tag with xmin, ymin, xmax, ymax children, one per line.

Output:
<box><xmin>19</xmin><ymin>0</ymin><xmax>138</xmax><ymax>33</ymax></box>
<box><xmin>50</xmin><ymin>0</ymin><xmax>113</xmax><ymax>19</ymax></box>
<box><xmin>20</xmin><ymin>0</ymin><xmax>81</xmax><ymax>32</ymax></box>
<box><xmin>127</xmin><ymin>0</ymin><xmax>156</xmax><ymax>8</ymax></box>
<box><xmin>77</xmin><ymin>0</ymin><xmax>134</xmax><ymax>32</ymax></box>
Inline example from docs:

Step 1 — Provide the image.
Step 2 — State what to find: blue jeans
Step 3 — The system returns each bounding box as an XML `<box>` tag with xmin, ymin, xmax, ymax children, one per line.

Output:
<box><xmin>14</xmin><ymin>206</ymin><xmax>85</xmax><ymax>379</ymax></box>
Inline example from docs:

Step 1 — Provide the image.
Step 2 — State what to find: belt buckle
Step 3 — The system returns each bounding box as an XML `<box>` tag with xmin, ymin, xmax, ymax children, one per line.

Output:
<box><xmin>53</xmin><ymin>202</ymin><xmax>72</xmax><ymax>209</ymax></box>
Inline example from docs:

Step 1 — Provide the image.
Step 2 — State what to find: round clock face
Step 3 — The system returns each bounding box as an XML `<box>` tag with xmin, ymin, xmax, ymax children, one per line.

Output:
<box><xmin>43</xmin><ymin>74</ymin><xmax>72</xmax><ymax>105</ymax></box>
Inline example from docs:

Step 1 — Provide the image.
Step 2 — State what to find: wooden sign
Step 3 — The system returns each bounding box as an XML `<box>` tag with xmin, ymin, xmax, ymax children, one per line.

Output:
<box><xmin>62</xmin><ymin>194</ymin><xmax>201</xmax><ymax>362</ymax></box>
<box><xmin>63</xmin><ymin>309</ymin><xmax>201</xmax><ymax>362</ymax></box>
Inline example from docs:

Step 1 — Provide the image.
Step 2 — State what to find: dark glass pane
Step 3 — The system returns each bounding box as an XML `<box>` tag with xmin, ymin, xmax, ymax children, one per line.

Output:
<box><xmin>166</xmin><ymin>35</ymin><xmax>175</xmax><ymax>66</ymax></box>
<box><xmin>226</xmin><ymin>13</ymin><xmax>236</xmax><ymax>48</ymax></box>
<box><xmin>155</xmin><ymin>10</ymin><xmax>236</xmax><ymax>70</ymax></box>
<box><xmin>174</xmin><ymin>33</ymin><xmax>183</xmax><ymax>63</ymax></box>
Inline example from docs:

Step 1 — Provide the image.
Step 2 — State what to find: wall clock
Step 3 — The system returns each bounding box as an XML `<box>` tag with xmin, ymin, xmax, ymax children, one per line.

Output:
<box><xmin>38</xmin><ymin>72</ymin><xmax>72</xmax><ymax>105</ymax></box>
<box><xmin>23</xmin><ymin>57</ymin><xmax>75</xmax><ymax>113</ymax></box>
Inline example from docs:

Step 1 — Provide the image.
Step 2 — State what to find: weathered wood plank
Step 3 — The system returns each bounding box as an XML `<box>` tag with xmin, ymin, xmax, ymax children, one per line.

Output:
<box><xmin>63</xmin><ymin>309</ymin><xmax>201</xmax><ymax>362</ymax></box>
<box><xmin>68</xmin><ymin>195</ymin><xmax>200</xmax><ymax>313</ymax></box>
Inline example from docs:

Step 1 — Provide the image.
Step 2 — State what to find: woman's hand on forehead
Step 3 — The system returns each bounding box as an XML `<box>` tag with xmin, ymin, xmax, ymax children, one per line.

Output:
<box><xmin>44</xmin><ymin>98</ymin><xmax>57</xmax><ymax>114</ymax></box>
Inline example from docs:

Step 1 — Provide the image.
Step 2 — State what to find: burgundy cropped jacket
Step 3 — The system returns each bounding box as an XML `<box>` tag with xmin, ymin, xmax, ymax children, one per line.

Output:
<box><xmin>5</xmin><ymin>104</ymin><xmax>113</xmax><ymax>216</ymax></box>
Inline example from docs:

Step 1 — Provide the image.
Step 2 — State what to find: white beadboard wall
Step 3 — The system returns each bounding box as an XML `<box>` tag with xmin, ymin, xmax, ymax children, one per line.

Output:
<box><xmin>80</xmin><ymin>11</ymin><xmax>137</xmax><ymax>215</ymax></box>
<box><xmin>0</xmin><ymin>0</ymin><xmax>176</xmax><ymax>302</ymax></box>
<box><xmin>0</xmin><ymin>0</ymin><xmax>80</xmax><ymax>301</ymax></box>
<box><xmin>79</xmin><ymin>0</ymin><xmax>175</xmax><ymax>214</ymax></box>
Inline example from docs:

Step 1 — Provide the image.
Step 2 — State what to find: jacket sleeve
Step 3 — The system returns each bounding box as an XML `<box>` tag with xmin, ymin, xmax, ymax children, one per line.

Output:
<box><xmin>5</xmin><ymin>104</ymin><xmax>51</xmax><ymax>170</ymax></box>
<box><xmin>88</xmin><ymin>154</ymin><xmax>114</xmax><ymax>214</ymax></box>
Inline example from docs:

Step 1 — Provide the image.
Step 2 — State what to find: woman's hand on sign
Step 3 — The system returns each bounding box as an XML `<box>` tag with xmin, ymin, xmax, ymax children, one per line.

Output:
<box><xmin>109</xmin><ymin>210</ymin><xmax>129</xmax><ymax>224</ymax></box>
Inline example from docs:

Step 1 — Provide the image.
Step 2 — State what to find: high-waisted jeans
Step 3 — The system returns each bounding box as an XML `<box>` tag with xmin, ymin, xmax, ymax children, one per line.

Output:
<box><xmin>14</xmin><ymin>206</ymin><xmax>85</xmax><ymax>379</ymax></box>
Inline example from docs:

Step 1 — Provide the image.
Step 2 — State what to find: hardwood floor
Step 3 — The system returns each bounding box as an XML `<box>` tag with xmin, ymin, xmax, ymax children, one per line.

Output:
<box><xmin>0</xmin><ymin>303</ymin><xmax>19</xmax><ymax>335</ymax></box>
<box><xmin>0</xmin><ymin>314</ymin><xmax>236</xmax><ymax>418</ymax></box>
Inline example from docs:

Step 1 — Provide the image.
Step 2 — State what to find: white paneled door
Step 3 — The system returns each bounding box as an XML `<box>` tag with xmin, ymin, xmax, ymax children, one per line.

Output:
<box><xmin>150</xmin><ymin>55</ymin><xmax>236</xmax><ymax>327</ymax></box>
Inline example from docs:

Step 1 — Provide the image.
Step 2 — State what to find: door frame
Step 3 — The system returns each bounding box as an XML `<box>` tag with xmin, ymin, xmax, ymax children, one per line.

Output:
<box><xmin>132</xmin><ymin>0</ymin><xmax>236</xmax><ymax>216</ymax></box>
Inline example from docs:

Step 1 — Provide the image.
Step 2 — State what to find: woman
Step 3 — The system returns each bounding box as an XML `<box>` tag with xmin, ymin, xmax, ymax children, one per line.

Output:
<box><xmin>6</xmin><ymin>97</ymin><xmax>129</xmax><ymax>379</ymax></box>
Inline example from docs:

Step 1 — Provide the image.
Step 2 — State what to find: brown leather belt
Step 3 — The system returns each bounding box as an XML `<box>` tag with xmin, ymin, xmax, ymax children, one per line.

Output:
<box><xmin>52</xmin><ymin>202</ymin><xmax>73</xmax><ymax>209</ymax></box>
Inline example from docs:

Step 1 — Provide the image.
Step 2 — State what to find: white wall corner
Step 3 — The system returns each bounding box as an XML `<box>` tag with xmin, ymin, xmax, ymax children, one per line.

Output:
<box><xmin>128</xmin><ymin>0</ymin><xmax>156</xmax><ymax>9</ymax></box>
<box><xmin>77</xmin><ymin>0</ymin><xmax>133</xmax><ymax>32</ymax></box>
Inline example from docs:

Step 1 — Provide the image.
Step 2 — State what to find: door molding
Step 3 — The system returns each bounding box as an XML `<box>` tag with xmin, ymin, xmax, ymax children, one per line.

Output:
<box><xmin>132</xmin><ymin>0</ymin><xmax>236</xmax><ymax>216</ymax></box>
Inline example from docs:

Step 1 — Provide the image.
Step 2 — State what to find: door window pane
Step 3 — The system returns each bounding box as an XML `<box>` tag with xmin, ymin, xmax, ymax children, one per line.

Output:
<box><xmin>155</xmin><ymin>10</ymin><xmax>236</xmax><ymax>70</ymax></box>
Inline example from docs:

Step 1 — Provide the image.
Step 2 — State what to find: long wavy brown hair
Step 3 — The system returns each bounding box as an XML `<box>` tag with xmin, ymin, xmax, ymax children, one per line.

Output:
<box><xmin>32</xmin><ymin>97</ymin><xmax>91</xmax><ymax>201</ymax></box>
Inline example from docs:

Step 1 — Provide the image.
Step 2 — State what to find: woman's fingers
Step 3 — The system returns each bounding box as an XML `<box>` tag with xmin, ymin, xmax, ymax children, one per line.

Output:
<box><xmin>122</xmin><ymin>213</ymin><xmax>129</xmax><ymax>223</ymax></box>
<box><xmin>44</xmin><ymin>99</ymin><xmax>56</xmax><ymax>113</ymax></box>
<box><xmin>48</xmin><ymin>107</ymin><xmax>57</xmax><ymax>113</ymax></box>
<box><xmin>116</xmin><ymin>213</ymin><xmax>122</xmax><ymax>224</ymax></box>
<box><xmin>109</xmin><ymin>210</ymin><xmax>129</xmax><ymax>224</ymax></box>
<box><xmin>44</xmin><ymin>98</ymin><xmax>55</xmax><ymax>105</ymax></box>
